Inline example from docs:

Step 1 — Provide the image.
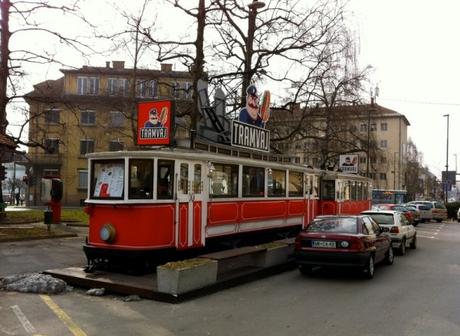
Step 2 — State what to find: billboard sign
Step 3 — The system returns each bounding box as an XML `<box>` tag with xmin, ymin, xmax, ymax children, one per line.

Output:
<box><xmin>137</xmin><ymin>100</ymin><xmax>173</xmax><ymax>146</ymax></box>
<box><xmin>339</xmin><ymin>155</ymin><xmax>358</xmax><ymax>174</ymax></box>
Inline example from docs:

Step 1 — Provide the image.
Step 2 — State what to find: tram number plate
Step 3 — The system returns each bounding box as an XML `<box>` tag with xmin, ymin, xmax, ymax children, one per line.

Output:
<box><xmin>312</xmin><ymin>240</ymin><xmax>336</xmax><ymax>248</ymax></box>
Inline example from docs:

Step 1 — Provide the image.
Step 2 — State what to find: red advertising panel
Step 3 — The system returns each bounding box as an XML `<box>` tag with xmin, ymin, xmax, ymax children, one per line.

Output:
<box><xmin>137</xmin><ymin>101</ymin><xmax>173</xmax><ymax>145</ymax></box>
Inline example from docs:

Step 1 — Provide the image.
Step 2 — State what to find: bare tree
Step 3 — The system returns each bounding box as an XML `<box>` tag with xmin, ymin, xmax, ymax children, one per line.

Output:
<box><xmin>0</xmin><ymin>0</ymin><xmax>94</xmax><ymax>213</ymax></box>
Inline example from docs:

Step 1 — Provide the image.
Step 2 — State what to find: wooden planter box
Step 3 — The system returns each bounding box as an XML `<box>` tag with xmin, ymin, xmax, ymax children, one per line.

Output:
<box><xmin>256</xmin><ymin>242</ymin><xmax>291</xmax><ymax>268</ymax></box>
<box><xmin>156</xmin><ymin>258</ymin><xmax>218</xmax><ymax>296</ymax></box>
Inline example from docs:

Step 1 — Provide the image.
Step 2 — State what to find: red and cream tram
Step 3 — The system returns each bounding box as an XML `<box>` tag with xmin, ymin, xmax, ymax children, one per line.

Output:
<box><xmin>83</xmin><ymin>143</ymin><xmax>372</xmax><ymax>270</ymax></box>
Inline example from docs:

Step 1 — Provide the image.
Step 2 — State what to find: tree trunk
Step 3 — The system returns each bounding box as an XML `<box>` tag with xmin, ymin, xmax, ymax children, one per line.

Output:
<box><xmin>0</xmin><ymin>0</ymin><xmax>11</xmax><ymax>133</ymax></box>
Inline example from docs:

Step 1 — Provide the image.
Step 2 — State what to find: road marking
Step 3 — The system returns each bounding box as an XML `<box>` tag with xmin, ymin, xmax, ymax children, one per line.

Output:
<box><xmin>40</xmin><ymin>295</ymin><xmax>87</xmax><ymax>336</ymax></box>
<box><xmin>11</xmin><ymin>304</ymin><xmax>37</xmax><ymax>334</ymax></box>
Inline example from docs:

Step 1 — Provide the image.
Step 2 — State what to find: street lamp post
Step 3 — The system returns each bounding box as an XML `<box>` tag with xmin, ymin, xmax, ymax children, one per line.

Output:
<box><xmin>443</xmin><ymin>114</ymin><xmax>449</xmax><ymax>204</ymax></box>
<box><xmin>241</xmin><ymin>0</ymin><xmax>265</xmax><ymax>107</ymax></box>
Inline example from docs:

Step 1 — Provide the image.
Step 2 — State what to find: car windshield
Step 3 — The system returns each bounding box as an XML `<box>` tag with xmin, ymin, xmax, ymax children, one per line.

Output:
<box><xmin>366</xmin><ymin>213</ymin><xmax>395</xmax><ymax>225</ymax></box>
<box><xmin>307</xmin><ymin>218</ymin><xmax>358</xmax><ymax>233</ymax></box>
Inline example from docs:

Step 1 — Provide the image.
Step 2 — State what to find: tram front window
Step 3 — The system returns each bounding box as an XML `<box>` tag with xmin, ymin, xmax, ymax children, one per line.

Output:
<box><xmin>128</xmin><ymin>159</ymin><xmax>153</xmax><ymax>200</ymax></box>
<box><xmin>157</xmin><ymin>160</ymin><xmax>174</xmax><ymax>199</ymax></box>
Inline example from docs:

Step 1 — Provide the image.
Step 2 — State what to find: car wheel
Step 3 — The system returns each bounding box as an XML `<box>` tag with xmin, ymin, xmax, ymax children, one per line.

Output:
<box><xmin>363</xmin><ymin>255</ymin><xmax>375</xmax><ymax>279</ymax></box>
<box><xmin>384</xmin><ymin>246</ymin><xmax>394</xmax><ymax>265</ymax></box>
<box><xmin>398</xmin><ymin>238</ymin><xmax>406</xmax><ymax>255</ymax></box>
<box><xmin>410</xmin><ymin>235</ymin><xmax>417</xmax><ymax>249</ymax></box>
<box><xmin>298</xmin><ymin>265</ymin><xmax>313</xmax><ymax>275</ymax></box>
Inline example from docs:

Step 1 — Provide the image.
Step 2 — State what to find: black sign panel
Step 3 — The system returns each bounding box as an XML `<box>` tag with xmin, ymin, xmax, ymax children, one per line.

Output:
<box><xmin>231</xmin><ymin>120</ymin><xmax>270</xmax><ymax>152</ymax></box>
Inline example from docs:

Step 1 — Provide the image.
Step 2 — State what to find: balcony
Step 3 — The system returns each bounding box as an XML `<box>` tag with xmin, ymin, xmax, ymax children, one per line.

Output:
<box><xmin>28</xmin><ymin>153</ymin><xmax>63</xmax><ymax>167</ymax></box>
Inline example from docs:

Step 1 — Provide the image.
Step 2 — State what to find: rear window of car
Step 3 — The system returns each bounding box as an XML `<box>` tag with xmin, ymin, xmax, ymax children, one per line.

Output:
<box><xmin>366</xmin><ymin>213</ymin><xmax>394</xmax><ymax>225</ymax></box>
<box><xmin>307</xmin><ymin>218</ymin><xmax>358</xmax><ymax>233</ymax></box>
<box><xmin>418</xmin><ymin>205</ymin><xmax>430</xmax><ymax>210</ymax></box>
<box><xmin>434</xmin><ymin>203</ymin><xmax>446</xmax><ymax>209</ymax></box>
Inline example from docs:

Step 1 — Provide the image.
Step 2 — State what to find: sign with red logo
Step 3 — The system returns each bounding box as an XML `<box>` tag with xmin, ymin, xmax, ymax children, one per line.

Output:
<box><xmin>137</xmin><ymin>101</ymin><xmax>173</xmax><ymax>145</ymax></box>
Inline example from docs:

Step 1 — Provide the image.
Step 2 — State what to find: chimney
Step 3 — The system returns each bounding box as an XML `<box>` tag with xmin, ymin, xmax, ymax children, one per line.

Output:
<box><xmin>161</xmin><ymin>63</ymin><xmax>173</xmax><ymax>72</ymax></box>
<box><xmin>112</xmin><ymin>61</ymin><xmax>125</xmax><ymax>69</ymax></box>
<box><xmin>105</xmin><ymin>61</ymin><xmax>110</xmax><ymax>68</ymax></box>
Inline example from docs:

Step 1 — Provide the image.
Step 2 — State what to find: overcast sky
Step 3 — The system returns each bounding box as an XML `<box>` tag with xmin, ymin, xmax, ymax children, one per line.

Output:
<box><xmin>350</xmin><ymin>0</ymin><xmax>460</xmax><ymax>179</ymax></box>
<box><xmin>8</xmin><ymin>0</ymin><xmax>459</xmax><ymax>180</ymax></box>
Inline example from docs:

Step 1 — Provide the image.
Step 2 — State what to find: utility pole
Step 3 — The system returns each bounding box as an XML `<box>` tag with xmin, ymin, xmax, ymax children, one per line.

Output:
<box><xmin>241</xmin><ymin>0</ymin><xmax>265</xmax><ymax>108</ymax></box>
<box><xmin>443</xmin><ymin>114</ymin><xmax>449</xmax><ymax>204</ymax></box>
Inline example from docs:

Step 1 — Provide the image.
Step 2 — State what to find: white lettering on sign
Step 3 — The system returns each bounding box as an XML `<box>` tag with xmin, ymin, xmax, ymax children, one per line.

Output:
<box><xmin>140</xmin><ymin>127</ymin><xmax>168</xmax><ymax>139</ymax></box>
<box><xmin>231</xmin><ymin>120</ymin><xmax>270</xmax><ymax>152</ymax></box>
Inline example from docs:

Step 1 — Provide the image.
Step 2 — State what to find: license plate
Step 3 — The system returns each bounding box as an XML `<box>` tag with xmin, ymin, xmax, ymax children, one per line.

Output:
<box><xmin>312</xmin><ymin>240</ymin><xmax>336</xmax><ymax>248</ymax></box>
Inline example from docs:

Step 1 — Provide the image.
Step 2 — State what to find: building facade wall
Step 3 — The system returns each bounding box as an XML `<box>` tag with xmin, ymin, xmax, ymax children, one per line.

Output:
<box><xmin>27</xmin><ymin>62</ymin><xmax>192</xmax><ymax>206</ymax></box>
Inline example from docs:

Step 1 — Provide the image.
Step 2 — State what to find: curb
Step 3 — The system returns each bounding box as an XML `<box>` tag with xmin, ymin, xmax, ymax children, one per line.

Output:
<box><xmin>0</xmin><ymin>232</ymin><xmax>78</xmax><ymax>243</ymax></box>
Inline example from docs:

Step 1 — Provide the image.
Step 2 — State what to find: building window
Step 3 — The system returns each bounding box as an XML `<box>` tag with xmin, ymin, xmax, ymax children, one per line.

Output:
<box><xmin>44</xmin><ymin>138</ymin><xmax>59</xmax><ymax>154</ymax></box>
<box><xmin>380</xmin><ymin>140</ymin><xmax>388</xmax><ymax>148</ymax></box>
<box><xmin>44</xmin><ymin>109</ymin><xmax>60</xmax><ymax>124</ymax></box>
<box><xmin>109</xmin><ymin>140</ymin><xmax>124</xmax><ymax>151</ymax></box>
<box><xmin>108</xmin><ymin>78</ymin><xmax>128</xmax><ymax>96</ymax></box>
<box><xmin>370</xmin><ymin>157</ymin><xmax>377</xmax><ymax>164</ymax></box>
<box><xmin>77</xmin><ymin>76</ymin><xmax>99</xmax><ymax>95</ymax></box>
<box><xmin>136</xmin><ymin>79</ymin><xmax>157</xmax><ymax>98</ymax></box>
<box><xmin>379</xmin><ymin>173</ymin><xmax>387</xmax><ymax>180</ymax></box>
<box><xmin>171</xmin><ymin>81</ymin><xmax>192</xmax><ymax>99</ymax></box>
<box><xmin>360</xmin><ymin>123</ymin><xmax>367</xmax><ymax>132</ymax></box>
<box><xmin>110</xmin><ymin>111</ymin><xmax>124</xmax><ymax>127</ymax></box>
<box><xmin>80</xmin><ymin>139</ymin><xmax>95</xmax><ymax>155</ymax></box>
<box><xmin>370</xmin><ymin>123</ymin><xmax>377</xmax><ymax>131</ymax></box>
<box><xmin>359</xmin><ymin>156</ymin><xmax>366</xmax><ymax>164</ymax></box>
<box><xmin>381</xmin><ymin>122</ymin><xmax>388</xmax><ymax>131</ymax></box>
<box><xmin>368</xmin><ymin>172</ymin><xmax>376</xmax><ymax>179</ymax></box>
<box><xmin>381</xmin><ymin>157</ymin><xmax>387</xmax><ymax>164</ymax></box>
<box><xmin>43</xmin><ymin>169</ymin><xmax>59</xmax><ymax>178</ymax></box>
<box><xmin>78</xmin><ymin>170</ymin><xmax>88</xmax><ymax>189</ymax></box>
<box><xmin>81</xmin><ymin>110</ymin><xmax>96</xmax><ymax>125</ymax></box>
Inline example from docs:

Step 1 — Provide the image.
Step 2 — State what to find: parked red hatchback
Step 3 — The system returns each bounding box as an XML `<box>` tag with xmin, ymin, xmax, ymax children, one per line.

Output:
<box><xmin>294</xmin><ymin>215</ymin><xmax>394</xmax><ymax>278</ymax></box>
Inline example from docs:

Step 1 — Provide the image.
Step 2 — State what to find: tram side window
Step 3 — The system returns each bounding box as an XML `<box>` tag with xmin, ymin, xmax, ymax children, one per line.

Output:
<box><xmin>288</xmin><ymin>171</ymin><xmax>303</xmax><ymax>197</ymax></box>
<box><xmin>157</xmin><ymin>160</ymin><xmax>174</xmax><ymax>199</ymax></box>
<box><xmin>210</xmin><ymin>163</ymin><xmax>238</xmax><ymax>197</ymax></box>
<box><xmin>128</xmin><ymin>159</ymin><xmax>153</xmax><ymax>199</ymax></box>
<box><xmin>321</xmin><ymin>180</ymin><xmax>335</xmax><ymax>200</ymax></box>
<box><xmin>243</xmin><ymin>166</ymin><xmax>265</xmax><ymax>197</ymax></box>
<box><xmin>268</xmin><ymin>169</ymin><xmax>286</xmax><ymax>197</ymax></box>
<box><xmin>179</xmin><ymin>163</ymin><xmax>189</xmax><ymax>194</ymax></box>
<box><xmin>312</xmin><ymin>175</ymin><xmax>319</xmax><ymax>198</ymax></box>
<box><xmin>193</xmin><ymin>164</ymin><xmax>202</xmax><ymax>193</ymax></box>
<box><xmin>350</xmin><ymin>181</ymin><xmax>357</xmax><ymax>200</ymax></box>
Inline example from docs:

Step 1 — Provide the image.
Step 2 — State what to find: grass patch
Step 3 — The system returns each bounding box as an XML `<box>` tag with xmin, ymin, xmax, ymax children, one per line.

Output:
<box><xmin>1</xmin><ymin>208</ymin><xmax>88</xmax><ymax>225</ymax></box>
<box><xmin>0</xmin><ymin>226</ymin><xmax>76</xmax><ymax>242</ymax></box>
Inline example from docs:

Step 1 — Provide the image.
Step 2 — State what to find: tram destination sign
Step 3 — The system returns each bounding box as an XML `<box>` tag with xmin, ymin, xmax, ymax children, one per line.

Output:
<box><xmin>231</xmin><ymin>120</ymin><xmax>270</xmax><ymax>152</ymax></box>
<box><xmin>137</xmin><ymin>100</ymin><xmax>174</xmax><ymax>146</ymax></box>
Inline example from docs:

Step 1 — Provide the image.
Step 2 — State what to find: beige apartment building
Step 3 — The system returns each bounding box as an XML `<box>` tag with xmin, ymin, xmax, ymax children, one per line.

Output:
<box><xmin>269</xmin><ymin>103</ymin><xmax>410</xmax><ymax>191</ymax></box>
<box><xmin>25</xmin><ymin>61</ymin><xmax>192</xmax><ymax>206</ymax></box>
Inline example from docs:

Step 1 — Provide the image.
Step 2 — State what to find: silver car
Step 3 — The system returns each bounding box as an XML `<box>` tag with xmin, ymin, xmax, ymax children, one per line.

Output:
<box><xmin>361</xmin><ymin>210</ymin><xmax>416</xmax><ymax>255</ymax></box>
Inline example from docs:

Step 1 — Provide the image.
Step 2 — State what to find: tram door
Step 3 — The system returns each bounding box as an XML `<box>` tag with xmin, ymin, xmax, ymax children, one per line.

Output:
<box><xmin>176</xmin><ymin>161</ymin><xmax>206</xmax><ymax>249</ymax></box>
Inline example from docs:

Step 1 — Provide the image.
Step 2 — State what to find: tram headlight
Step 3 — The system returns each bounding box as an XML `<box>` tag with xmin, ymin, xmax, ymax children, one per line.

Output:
<box><xmin>100</xmin><ymin>224</ymin><xmax>116</xmax><ymax>243</ymax></box>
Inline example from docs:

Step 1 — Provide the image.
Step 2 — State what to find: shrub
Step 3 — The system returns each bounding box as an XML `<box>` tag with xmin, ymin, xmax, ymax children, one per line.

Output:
<box><xmin>446</xmin><ymin>202</ymin><xmax>460</xmax><ymax>219</ymax></box>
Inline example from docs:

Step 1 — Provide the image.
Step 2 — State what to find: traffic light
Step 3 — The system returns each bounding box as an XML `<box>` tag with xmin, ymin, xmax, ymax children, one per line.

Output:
<box><xmin>0</xmin><ymin>165</ymin><xmax>6</xmax><ymax>181</ymax></box>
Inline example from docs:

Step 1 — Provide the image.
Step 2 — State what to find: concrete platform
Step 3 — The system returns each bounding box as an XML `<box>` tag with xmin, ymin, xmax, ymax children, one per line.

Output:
<box><xmin>44</xmin><ymin>238</ymin><xmax>297</xmax><ymax>303</ymax></box>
